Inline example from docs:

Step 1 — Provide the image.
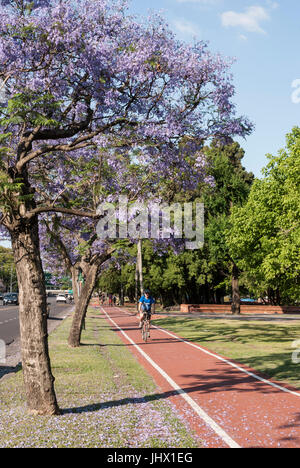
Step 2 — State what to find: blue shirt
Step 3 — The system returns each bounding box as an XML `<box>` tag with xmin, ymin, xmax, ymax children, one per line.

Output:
<box><xmin>139</xmin><ymin>295</ymin><xmax>155</xmax><ymax>312</ymax></box>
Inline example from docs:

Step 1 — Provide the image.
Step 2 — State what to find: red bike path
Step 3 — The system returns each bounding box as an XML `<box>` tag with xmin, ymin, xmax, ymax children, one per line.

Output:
<box><xmin>100</xmin><ymin>306</ymin><xmax>300</xmax><ymax>448</ymax></box>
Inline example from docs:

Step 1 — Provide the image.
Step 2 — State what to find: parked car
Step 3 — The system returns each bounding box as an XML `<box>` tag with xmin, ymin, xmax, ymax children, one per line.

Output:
<box><xmin>56</xmin><ymin>294</ymin><xmax>67</xmax><ymax>303</ymax></box>
<box><xmin>240</xmin><ymin>298</ymin><xmax>257</xmax><ymax>303</ymax></box>
<box><xmin>3</xmin><ymin>293</ymin><xmax>19</xmax><ymax>305</ymax></box>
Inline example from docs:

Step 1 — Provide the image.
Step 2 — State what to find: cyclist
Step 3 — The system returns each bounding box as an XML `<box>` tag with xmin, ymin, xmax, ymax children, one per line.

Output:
<box><xmin>138</xmin><ymin>289</ymin><xmax>155</xmax><ymax>332</ymax></box>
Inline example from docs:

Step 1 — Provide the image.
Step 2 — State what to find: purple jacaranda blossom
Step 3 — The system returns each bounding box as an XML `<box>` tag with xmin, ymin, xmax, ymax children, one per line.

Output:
<box><xmin>0</xmin><ymin>0</ymin><xmax>253</xmax><ymax>415</ymax></box>
<box><xmin>0</xmin><ymin>0</ymin><xmax>253</xmax><ymax>233</ymax></box>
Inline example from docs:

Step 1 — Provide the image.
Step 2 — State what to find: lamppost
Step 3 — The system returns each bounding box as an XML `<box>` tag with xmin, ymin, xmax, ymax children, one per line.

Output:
<box><xmin>135</xmin><ymin>238</ymin><xmax>144</xmax><ymax>310</ymax></box>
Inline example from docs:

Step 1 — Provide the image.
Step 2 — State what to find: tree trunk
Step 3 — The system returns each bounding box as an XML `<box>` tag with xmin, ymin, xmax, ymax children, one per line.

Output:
<box><xmin>11</xmin><ymin>219</ymin><xmax>60</xmax><ymax>415</ymax></box>
<box><xmin>231</xmin><ymin>263</ymin><xmax>241</xmax><ymax>315</ymax></box>
<box><xmin>119</xmin><ymin>282</ymin><xmax>124</xmax><ymax>306</ymax></box>
<box><xmin>68</xmin><ymin>264</ymin><xmax>98</xmax><ymax>347</ymax></box>
<box><xmin>71</xmin><ymin>266</ymin><xmax>79</xmax><ymax>305</ymax></box>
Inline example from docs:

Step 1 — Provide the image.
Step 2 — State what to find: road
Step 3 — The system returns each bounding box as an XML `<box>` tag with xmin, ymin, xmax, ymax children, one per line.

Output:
<box><xmin>0</xmin><ymin>297</ymin><xmax>74</xmax><ymax>346</ymax></box>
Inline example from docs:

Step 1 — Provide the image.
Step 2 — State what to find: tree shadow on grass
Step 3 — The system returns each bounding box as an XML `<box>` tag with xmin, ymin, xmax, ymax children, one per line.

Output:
<box><xmin>79</xmin><ymin>343</ymin><xmax>106</xmax><ymax>349</ymax></box>
<box><xmin>62</xmin><ymin>391</ymin><xmax>178</xmax><ymax>415</ymax></box>
<box><xmin>153</xmin><ymin>318</ymin><xmax>300</xmax><ymax>347</ymax></box>
<box><xmin>81</xmin><ymin>336</ymin><xmax>183</xmax><ymax>348</ymax></box>
<box><xmin>236</xmin><ymin>354</ymin><xmax>300</xmax><ymax>390</ymax></box>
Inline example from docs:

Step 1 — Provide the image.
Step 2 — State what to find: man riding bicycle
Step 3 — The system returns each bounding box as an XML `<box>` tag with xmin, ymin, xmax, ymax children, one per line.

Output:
<box><xmin>138</xmin><ymin>289</ymin><xmax>155</xmax><ymax>332</ymax></box>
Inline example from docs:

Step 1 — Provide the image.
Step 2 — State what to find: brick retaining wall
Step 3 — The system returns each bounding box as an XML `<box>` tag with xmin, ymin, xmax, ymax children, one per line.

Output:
<box><xmin>180</xmin><ymin>304</ymin><xmax>300</xmax><ymax>315</ymax></box>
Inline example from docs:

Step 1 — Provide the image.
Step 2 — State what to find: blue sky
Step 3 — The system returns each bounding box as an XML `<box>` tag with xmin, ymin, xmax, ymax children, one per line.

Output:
<box><xmin>129</xmin><ymin>0</ymin><xmax>300</xmax><ymax>177</ymax></box>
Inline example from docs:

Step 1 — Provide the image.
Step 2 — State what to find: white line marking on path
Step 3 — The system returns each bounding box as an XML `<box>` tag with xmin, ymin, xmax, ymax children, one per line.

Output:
<box><xmin>118</xmin><ymin>307</ymin><xmax>300</xmax><ymax>399</ymax></box>
<box><xmin>101</xmin><ymin>307</ymin><xmax>241</xmax><ymax>449</ymax></box>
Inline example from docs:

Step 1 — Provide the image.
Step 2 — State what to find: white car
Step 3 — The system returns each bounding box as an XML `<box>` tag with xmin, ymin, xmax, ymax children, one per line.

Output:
<box><xmin>56</xmin><ymin>294</ymin><xmax>67</xmax><ymax>303</ymax></box>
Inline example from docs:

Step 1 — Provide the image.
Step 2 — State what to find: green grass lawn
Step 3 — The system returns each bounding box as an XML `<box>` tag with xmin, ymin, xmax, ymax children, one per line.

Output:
<box><xmin>152</xmin><ymin>316</ymin><xmax>300</xmax><ymax>389</ymax></box>
<box><xmin>0</xmin><ymin>309</ymin><xmax>200</xmax><ymax>448</ymax></box>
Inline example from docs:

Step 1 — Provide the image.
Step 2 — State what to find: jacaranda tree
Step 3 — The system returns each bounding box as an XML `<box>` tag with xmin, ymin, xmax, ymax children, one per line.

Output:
<box><xmin>39</xmin><ymin>144</ymin><xmax>204</xmax><ymax>347</ymax></box>
<box><xmin>0</xmin><ymin>0</ymin><xmax>253</xmax><ymax>415</ymax></box>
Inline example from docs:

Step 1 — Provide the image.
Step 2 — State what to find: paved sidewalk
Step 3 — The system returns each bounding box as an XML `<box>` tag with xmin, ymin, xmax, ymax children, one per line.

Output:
<box><xmin>101</xmin><ymin>306</ymin><xmax>300</xmax><ymax>448</ymax></box>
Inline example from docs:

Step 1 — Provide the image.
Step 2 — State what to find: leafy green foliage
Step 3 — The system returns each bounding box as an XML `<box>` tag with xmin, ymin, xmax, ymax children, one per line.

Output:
<box><xmin>0</xmin><ymin>245</ymin><xmax>17</xmax><ymax>291</ymax></box>
<box><xmin>228</xmin><ymin>128</ymin><xmax>300</xmax><ymax>304</ymax></box>
<box><xmin>0</xmin><ymin>92</ymin><xmax>61</xmax><ymax>127</ymax></box>
<box><xmin>98</xmin><ymin>141</ymin><xmax>254</xmax><ymax>306</ymax></box>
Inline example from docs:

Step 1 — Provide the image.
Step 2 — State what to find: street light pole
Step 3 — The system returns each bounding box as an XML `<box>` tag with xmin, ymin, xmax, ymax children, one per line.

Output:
<box><xmin>135</xmin><ymin>239</ymin><xmax>144</xmax><ymax>311</ymax></box>
<box><xmin>137</xmin><ymin>238</ymin><xmax>144</xmax><ymax>296</ymax></box>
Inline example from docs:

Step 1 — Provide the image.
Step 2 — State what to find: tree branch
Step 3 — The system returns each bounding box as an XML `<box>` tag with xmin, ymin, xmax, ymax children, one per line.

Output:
<box><xmin>15</xmin><ymin>117</ymin><xmax>139</xmax><ymax>171</ymax></box>
<box><xmin>43</xmin><ymin>218</ymin><xmax>75</xmax><ymax>270</ymax></box>
<box><xmin>26</xmin><ymin>205</ymin><xmax>100</xmax><ymax>219</ymax></box>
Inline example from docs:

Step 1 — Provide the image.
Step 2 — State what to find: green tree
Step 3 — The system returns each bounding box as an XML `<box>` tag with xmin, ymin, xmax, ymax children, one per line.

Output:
<box><xmin>109</xmin><ymin>141</ymin><xmax>254</xmax><ymax>309</ymax></box>
<box><xmin>200</xmin><ymin>140</ymin><xmax>254</xmax><ymax>312</ymax></box>
<box><xmin>0</xmin><ymin>246</ymin><xmax>17</xmax><ymax>291</ymax></box>
<box><xmin>228</xmin><ymin>128</ymin><xmax>300</xmax><ymax>304</ymax></box>
<box><xmin>166</xmin><ymin>140</ymin><xmax>253</xmax><ymax>310</ymax></box>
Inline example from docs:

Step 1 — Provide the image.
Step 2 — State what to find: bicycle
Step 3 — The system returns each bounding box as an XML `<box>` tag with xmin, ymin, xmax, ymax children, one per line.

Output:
<box><xmin>141</xmin><ymin>312</ymin><xmax>151</xmax><ymax>342</ymax></box>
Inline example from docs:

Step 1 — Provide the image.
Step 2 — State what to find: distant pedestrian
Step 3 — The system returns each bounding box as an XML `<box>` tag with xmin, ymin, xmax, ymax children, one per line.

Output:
<box><xmin>108</xmin><ymin>293</ymin><xmax>113</xmax><ymax>306</ymax></box>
